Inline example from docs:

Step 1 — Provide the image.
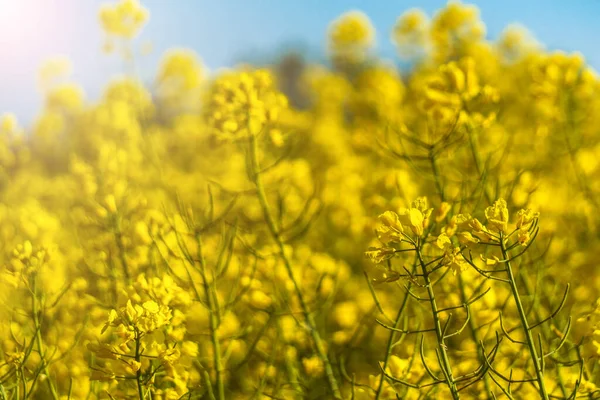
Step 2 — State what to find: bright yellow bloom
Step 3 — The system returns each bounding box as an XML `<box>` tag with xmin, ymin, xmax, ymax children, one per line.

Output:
<box><xmin>99</xmin><ymin>0</ymin><xmax>149</xmax><ymax>38</ymax></box>
<box><xmin>398</xmin><ymin>198</ymin><xmax>433</xmax><ymax>237</ymax></box>
<box><xmin>203</xmin><ymin>69</ymin><xmax>288</xmax><ymax>141</ymax></box>
<box><xmin>485</xmin><ymin>198</ymin><xmax>509</xmax><ymax>233</ymax></box>
<box><xmin>376</xmin><ymin>211</ymin><xmax>404</xmax><ymax>244</ymax></box>
<box><xmin>365</xmin><ymin>246</ymin><xmax>396</xmax><ymax>264</ymax></box>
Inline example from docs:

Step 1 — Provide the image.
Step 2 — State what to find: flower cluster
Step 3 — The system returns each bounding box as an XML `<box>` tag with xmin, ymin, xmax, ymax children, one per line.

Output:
<box><xmin>203</xmin><ymin>69</ymin><xmax>288</xmax><ymax>141</ymax></box>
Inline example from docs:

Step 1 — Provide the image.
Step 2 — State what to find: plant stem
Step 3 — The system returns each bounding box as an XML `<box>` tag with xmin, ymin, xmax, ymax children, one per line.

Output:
<box><xmin>457</xmin><ymin>273</ymin><xmax>493</xmax><ymax>395</ymax></box>
<box><xmin>500</xmin><ymin>233</ymin><xmax>549</xmax><ymax>400</ymax></box>
<box><xmin>430</xmin><ymin>152</ymin><xmax>492</xmax><ymax>395</ymax></box>
<box><xmin>467</xmin><ymin>127</ymin><xmax>493</xmax><ymax>204</ymax></box>
<box><xmin>247</xmin><ymin>134</ymin><xmax>342</xmax><ymax>399</ymax></box>
<box><xmin>134</xmin><ymin>330</ymin><xmax>145</xmax><ymax>400</ymax></box>
<box><xmin>416</xmin><ymin>247</ymin><xmax>460</xmax><ymax>399</ymax></box>
<box><xmin>31</xmin><ymin>274</ymin><xmax>59</xmax><ymax>400</ymax></box>
<box><xmin>429</xmin><ymin>151</ymin><xmax>445</xmax><ymax>202</ymax></box>
<box><xmin>197</xmin><ymin>235</ymin><xmax>226</xmax><ymax>400</ymax></box>
<box><xmin>375</xmin><ymin>287</ymin><xmax>410</xmax><ymax>399</ymax></box>
<box><xmin>114</xmin><ymin>216</ymin><xmax>131</xmax><ymax>283</ymax></box>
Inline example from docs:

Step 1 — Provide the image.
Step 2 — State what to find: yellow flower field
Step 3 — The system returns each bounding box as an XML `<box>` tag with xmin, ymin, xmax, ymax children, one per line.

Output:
<box><xmin>1</xmin><ymin>0</ymin><xmax>599</xmax><ymax>398</ymax></box>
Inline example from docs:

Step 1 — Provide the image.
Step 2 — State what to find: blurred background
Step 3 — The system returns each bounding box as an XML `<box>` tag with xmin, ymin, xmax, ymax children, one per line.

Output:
<box><xmin>1</xmin><ymin>0</ymin><xmax>599</xmax><ymax>125</ymax></box>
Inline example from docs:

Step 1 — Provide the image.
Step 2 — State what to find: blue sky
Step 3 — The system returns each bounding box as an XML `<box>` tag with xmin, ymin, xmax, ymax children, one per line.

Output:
<box><xmin>1</xmin><ymin>0</ymin><xmax>599</xmax><ymax>125</ymax></box>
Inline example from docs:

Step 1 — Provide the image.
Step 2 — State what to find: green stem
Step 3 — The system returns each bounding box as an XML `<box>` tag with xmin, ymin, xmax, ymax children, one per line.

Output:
<box><xmin>500</xmin><ymin>234</ymin><xmax>549</xmax><ymax>400</ymax></box>
<box><xmin>114</xmin><ymin>216</ymin><xmax>131</xmax><ymax>283</ymax></box>
<box><xmin>278</xmin><ymin>322</ymin><xmax>303</xmax><ymax>399</ymax></box>
<box><xmin>457</xmin><ymin>273</ymin><xmax>493</xmax><ymax>395</ymax></box>
<box><xmin>197</xmin><ymin>235</ymin><xmax>225</xmax><ymax>400</ymax></box>
<box><xmin>134</xmin><ymin>330</ymin><xmax>145</xmax><ymax>400</ymax></box>
<box><xmin>430</xmin><ymin>152</ymin><xmax>492</xmax><ymax>395</ymax></box>
<box><xmin>416</xmin><ymin>247</ymin><xmax>460</xmax><ymax>399</ymax></box>
<box><xmin>375</xmin><ymin>287</ymin><xmax>410</xmax><ymax>399</ymax></box>
<box><xmin>429</xmin><ymin>151</ymin><xmax>445</xmax><ymax>202</ymax></box>
<box><xmin>31</xmin><ymin>274</ymin><xmax>59</xmax><ymax>400</ymax></box>
<box><xmin>467</xmin><ymin>127</ymin><xmax>493</xmax><ymax>204</ymax></box>
<box><xmin>248</xmin><ymin>134</ymin><xmax>342</xmax><ymax>399</ymax></box>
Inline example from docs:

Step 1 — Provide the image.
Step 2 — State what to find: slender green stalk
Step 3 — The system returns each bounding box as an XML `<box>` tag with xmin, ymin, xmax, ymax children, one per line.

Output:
<box><xmin>430</xmin><ymin>152</ymin><xmax>492</xmax><ymax>395</ymax></box>
<box><xmin>134</xmin><ymin>330</ymin><xmax>145</xmax><ymax>400</ymax></box>
<box><xmin>247</xmin><ymin>134</ymin><xmax>342</xmax><ymax>399</ymax></box>
<box><xmin>375</xmin><ymin>287</ymin><xmax>411</xmax><ymax>399</ymax></box>
<box><xmin>429</xmin><ymin>152</ymin><xmax>445</xmax><ymax>202</ymax></box>
<box><xmin>457</xmin><ymin>273</ymin><xmax>493</xmax><ymax>395</ymax></box>
<box><xmin>278</xmin><ymin>321</ymin><xmax>303</xmax><ymax>399</ymax></box>
<box><xmin>466</xmin><ymin>127</ymin><xmax>493</xmax><ymax>204</ymax></box>
<box><xmin>203</xmin><ymin>370</ymin><xmax>217</xmax><ymax>400</ymax></box>
<box><xmin>114</xmin><ymin>216</ymin><xmax>131</xmax><ymax>283</ymax></box>
<box><xmin>31</xmin><ymin>274</ymin><xmax>59</xmax><ymax>400</ymax></box>
<box><xmin>500</xmin><ymin>233</ymin><xmax>549</xmax><ymax>400</ymax></box>
<box><xmin>416</xmin><ymin>247</ymin><xmax>460</xmax><ymax>399</ymax></box>
<box><xmin>197</xmin><ymin>236</ymin><xmax>226</xmax><ymax>400</ymax></box>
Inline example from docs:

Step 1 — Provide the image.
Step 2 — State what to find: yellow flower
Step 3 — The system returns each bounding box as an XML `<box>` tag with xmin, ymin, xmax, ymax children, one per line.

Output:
<box><xmin>142</xmin><ymin>300</ymin><xmax>160</xmax><ymax>313</ymax></box>
<box><xmin>203</xmin><ymin>69</ymin><xmax>288</xmax><ymax>141</ymax></box>
<box><xmin>392</xmin><ymin>8</ymin><xmax>430</xmax><ymax>54</ymax></box>
<box><xmin>515</xmin><ymin>208</ymin><xmax>539</xmax><ymax>229</ymax></box>
<box><xmin>436</xmin><ymin>233</ymin><xmax>452</xmax><ymax>250</ymax></box>
<box><xmin>303</xmin><ymin>355</ymin><xmax>325</xmax><ymax>378</ymax></box>
<box><xmin>328</xmin><ymin>11</ymin><xmax>375</xmax><ymax>49</ymax></box>
<box><xmin>99</xmin><ymin>0</ymin><xmax>149</xmax><ymax>39</ymax></box>
<box><xmin>248</xmin><ymin>290</ymin><xmax>273</xmax><ymax>309</ymax></box>
<box><xmin>376</xmin><ymin>211</ymin><xmax>404</xmax><ymax>244</ymax></box>
<box><xmin>480</xmin><ymin>254</ymin><xmax>501</xmax><ymax>267</ymax></box>
<box><xmin>0</xmin><ymin>113</ymin><xmax>19</xmax><ymax>134</ymax></box>
<box><xmin>458</xmin><ymin>231</ymin><xmax>480</xmax><ymax>246</ymax></box>
<box><xmin>365</xmin><ymin>246</ymin><xmax>396</xmax><ymax>264</ymax></box>
<box><xmin>517</xmin><ymin>229</ymin><xmax>531</xmax><ymax>245</ymax></box>
<box><xmin>443</xmin><ymin>247</ymin><xmax>469</xmax><ymax>275</ymax></box>
<box><xmin>468</xmin><ymin>217</ymin><xmax>485</xmax><ymax>233</ymax></box>
<box><xmin>398</xmin><ymin>198</ymin><xmax>433</xmax><ymax>237</ymax></box>
<box><xmin>159</xmin><ymin>348</ymin><xmax>181</xmax><ymax>368</ymax></box>
<box><xmin>435</xmin><ymin>201</ymin><xmax>452</xmax><ymax>222</ymax></box>
<box><xmin>485</xmin><ymin>198</ymin><xmax>509</xmax><ymax>233</ymax></box>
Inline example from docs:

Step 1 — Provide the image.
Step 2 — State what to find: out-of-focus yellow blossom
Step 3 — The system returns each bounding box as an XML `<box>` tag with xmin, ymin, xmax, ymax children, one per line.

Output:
<box><xmin>302</xmin><ymin>355</ymin><xmax>325</xmax><ymax>378</ymax></box>
<box><xmin>45</xmin><ymin>83</ymin><xmax>85</xmax><ymax>111</ymax></box>
<box><xmin>497</xmin><ymin>24</ymin><xmax>540</xmax><ymax>61</ymax></box>
<box><xmin>156</xmin><ymin>49</ymin><xmax>205</xmax><ymax>111</ymax></box>
<box><xmin>435</xmin><ymin>201</ymin><xmax>452</xmax><ymax>222</ymax></box>
<box><xmin>423</xmin><ymin>57</ymin><xmax>498</xmax><ymax>128</ymax></box>
<box><xmin>392</xmin><ymin>8</ymin><xmax>430</xmax><ymax>57</ymax></box>
<box><xmin>430</xmin><ymin>1</ymin><xmax>486</xmax><ymax>62</ymax></box>
<box><xmin>37</xmin><ymin>56</ymin><xmax>72</xmax><ymax>89</ymax></box>
<box><xmin>99</xmin><ymin>0</ymin><xmax>149</xmax><ymax>38</ymax></box>
<box><xmin>327</xmin><ymin>11</ymin><xmax>375</xmax><ymax>64</ymax></box>
<box><xmin>203</xmin><ymin>69</ymin><xmax>288</xmax><ymax>140</ymax></box>
<box><xmin>0</xmin><ymin>113</ymin><xmax>18</xmax><ymax>134</ymax></box>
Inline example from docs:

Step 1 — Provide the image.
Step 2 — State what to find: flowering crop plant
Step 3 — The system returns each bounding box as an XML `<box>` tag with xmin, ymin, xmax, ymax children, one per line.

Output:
<box><xmin>1</xmin><ymin>0</ymin><xmax>600</xmax><ymax>399</ymax></box>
